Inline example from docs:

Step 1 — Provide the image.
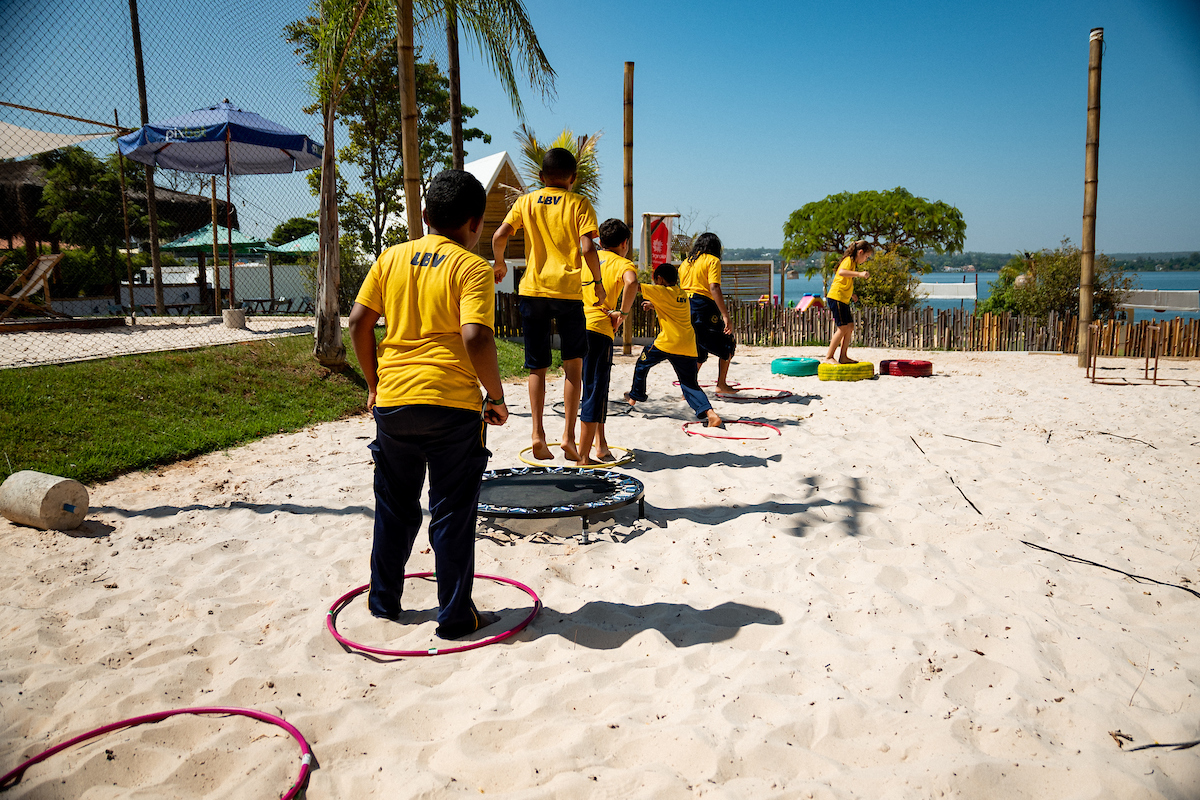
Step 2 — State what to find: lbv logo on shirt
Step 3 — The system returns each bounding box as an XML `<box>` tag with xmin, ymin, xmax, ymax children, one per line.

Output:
<box><xmin>410</xmin><ymin>252</ymin><xmax>448</xmax><ymax>268</ymax></box>
<box><xmin>536</xmin><ymin>195</ymin><xmax>562</xmax><ymax>205</ymax></box>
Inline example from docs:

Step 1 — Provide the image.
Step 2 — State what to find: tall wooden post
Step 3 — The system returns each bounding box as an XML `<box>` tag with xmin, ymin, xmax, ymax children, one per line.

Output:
<box><xmin>396</xmin><ymin>0</ymin><xmax>423</xmax><ymax>240</ymax></box>
<box><xmin>210</xmin><ymin>177</ymin><xmax>222</xmax><ymax>312</ymax></box>
<box><xmin>128</xmin><ymin>0</ymin><xmax>164</xmax><ymax>314</ymax></box>
<box><xmin>314</xmin><ymin>100</ymin><xmax>346</xmax><ymax>366</ymax></box>
<box><xmin>447</xmin><ymin>4</ymin><xmax>464</xmax><ymax>170</ymax></box>
<box><xmin>1078</xmin><ymin>27</ymin><xmax>1103</xmax><ymax>366</ymax></box>
<box><xmin>623</xmin><ymin>62</ymin><xmax>634</xmax><ymax>354</ymax></box>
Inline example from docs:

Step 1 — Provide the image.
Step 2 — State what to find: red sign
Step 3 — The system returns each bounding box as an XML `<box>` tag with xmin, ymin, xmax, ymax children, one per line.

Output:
<box><xmin>649</xmin><ymin>217</ymin><xmax>673</xmax><ymax>267</ymax></box>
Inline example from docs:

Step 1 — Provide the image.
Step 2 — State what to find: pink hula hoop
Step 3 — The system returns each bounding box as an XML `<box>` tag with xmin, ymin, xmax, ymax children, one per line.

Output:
<box><xmin>326</xmin><ymin>572</ymin><xmax>542</xmax><ymax>657</ymax></box>
<box><xmin>0</xmin><ymin>706</ymin><xmax>312</xmax><ymax>797</ymax></box>
<box><xmin>682</xmin><ymin>419</ymin><xmax>782</xmax><ymax>440</ymax></box>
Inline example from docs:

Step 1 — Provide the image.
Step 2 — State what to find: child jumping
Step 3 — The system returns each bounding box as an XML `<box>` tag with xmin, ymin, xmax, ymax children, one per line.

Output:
<box><xmin>577</xmin><ymin>218</ymin><xmax>639</xmax><ymax>466</ymax></box>
<box><xmin>681</xmin><ymin>232</ymin><xmax>738</xmax><ymax>394</ymax></box>
<box><xmin>824</xmin><ymin>239</ymin><xmax>874</xmax><ymax>364</ymax></box>
<box><xmin>492</xmin><ymin>147</ymin><xmax>606</xmax><ymax>462</ymax></box>
<box><xmin>348</xmin><ymin>169</ymin><xmax>509</xmax><ymax>641</ymax></box>
<box><xmin>625</xmin><ymin>263</ymin><xmax>723</xmax><ymax>428</ymax></box>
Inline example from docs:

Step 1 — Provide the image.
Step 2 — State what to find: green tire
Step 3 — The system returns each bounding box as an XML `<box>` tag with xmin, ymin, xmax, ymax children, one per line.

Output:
<box><xmin>771</xmin><ymin>357</ymin><xmax>820</xmax><ymax>377</ymax></box>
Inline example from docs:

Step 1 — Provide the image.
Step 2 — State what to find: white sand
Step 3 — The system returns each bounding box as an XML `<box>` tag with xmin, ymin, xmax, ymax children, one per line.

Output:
<box><xmin>2</xmin><ymin>347</ymin><xmax>1199</xmax><ymax>798</ymax></box>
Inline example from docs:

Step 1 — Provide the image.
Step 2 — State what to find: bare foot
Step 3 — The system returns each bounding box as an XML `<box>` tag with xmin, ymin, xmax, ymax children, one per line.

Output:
<box><xmin>623</xmin><ymin>392</ymin><xmax>637</xmax><ymax>408</ymax></box>
<box><xmin>595</xmin><ymin>449</ymin><xmax>614</xmax><ymax>462</ymax></box>
<box><xmin>822</xmin><ymin>357</ymin><xmax>838</xmax><ymax>365</ymax></box>
<box><xmin>705</xmin><ymin>410</ymin><xmax>724</xmax><ymax>428</ymax></box>
<box><xmin>716</xmin><ymin>383</ymin><xmax>739</xmax><ymax>394</ymax></box>
<box><xmin>561</xmin><ymin>440</ymin><xmax>580</xmax><ymax>461</ymax></box>
<box><xmin>574</xmin><ymin>456</ymin><xmax>599</xmax><ymax>467</ymax></box>
<box><xmin>838</xmin><ymin>356</ymin><xmax>856</xmax><ymax>364</ymax></box>
<box><xmin>530</xmin><ymin>435</ymin><xmax>553</xmax><ymax>460</ymax></box>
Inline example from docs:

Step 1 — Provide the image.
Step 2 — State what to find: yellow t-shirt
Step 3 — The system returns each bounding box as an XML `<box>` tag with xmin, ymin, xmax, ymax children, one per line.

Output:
<box><xmin>640</xmin><ymin>283</ymin><xmax>697</xmax><ymax>358</ymax></box>
<box><xmin>504</xmin><ymin>187</ymin><xmax>599</xmax><ymax>300</ymax></box>
<box><xmin>828</xmin><ymin>256</ymin><xmax>855</xmax><ymax>303</ymax></box>
<box><xmin>584</xmin><ymin>251</ymin><xmax>638</xmax><ymax>339</ymax></box>
<box><xmin>354</xmin><ymin>234</ymin><xmax>495</xmax><ymax>411</ymax></box>
<box><xmin>681</xmin><ymin>253</ymin><xmax>722</xmax><ymax>301</ymax></box>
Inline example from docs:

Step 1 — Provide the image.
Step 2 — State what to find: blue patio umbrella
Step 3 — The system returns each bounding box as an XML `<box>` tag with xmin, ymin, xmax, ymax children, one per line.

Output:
<box><xmin>117</xmin><ymin>100</ymin><xmax>322</xmax><ymax>307</ymax></box>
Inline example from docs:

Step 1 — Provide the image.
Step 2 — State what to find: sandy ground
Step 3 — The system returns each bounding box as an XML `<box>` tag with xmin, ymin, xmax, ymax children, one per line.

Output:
<box><xmin>2</xmin><ymin>347</ymin><xmax>1199</xmax><ymax>799</ymax></box>
<box><xmin>0</xmin><ymin>316</ymin><xmax>317</xmax><ymax>369</ymax></box>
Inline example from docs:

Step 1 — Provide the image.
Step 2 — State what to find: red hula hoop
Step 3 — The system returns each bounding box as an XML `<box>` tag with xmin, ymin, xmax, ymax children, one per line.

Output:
<box><xmin>0</xmin><ymin>706</ymin><xmax>312</xmax><ymax>797</ymax></box>
<box><xmin>681</xmin><ymin>419</ymin><xmax>783</xmax><ymax>440</ymax></box>
<box><xmin>326</xmin><ymin>572</ymin><xmax>542</xmax><ymax>657</ymax></box>
<box><xmin>674</xmin><ymin>380</ymin><xmax>741</xmax><ymax>389</ymax></box>
<box><xmin>714</xmin><ymin>387</ymin><xmax>793</xmax><ymax>401</ymax></box>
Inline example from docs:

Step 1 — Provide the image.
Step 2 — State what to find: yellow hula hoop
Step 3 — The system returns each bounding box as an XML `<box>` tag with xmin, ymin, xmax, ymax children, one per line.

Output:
<box><xmin>517</xmin><ymin>443</ymin><xmax>634</xmax><ymax>469</ymax></box>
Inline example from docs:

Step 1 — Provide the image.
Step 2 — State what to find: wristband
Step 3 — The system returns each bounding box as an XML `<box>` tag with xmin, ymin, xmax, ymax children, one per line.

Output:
<box><xmin>486</xmin><ymin>395</ymin><xmax>505</xmax><ymax>405</ymax></box>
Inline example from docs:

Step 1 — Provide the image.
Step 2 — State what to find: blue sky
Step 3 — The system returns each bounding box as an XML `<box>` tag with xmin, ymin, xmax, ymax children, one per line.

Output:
<box><xmin>2</xmin><ymin>0</ymin><xmax>1198</xmax><ymax>253</ymax></box>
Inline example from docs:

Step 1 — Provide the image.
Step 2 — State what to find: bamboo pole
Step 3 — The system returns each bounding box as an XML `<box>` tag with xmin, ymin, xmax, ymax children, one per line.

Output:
<box><xmin>225</xmin><ymin>127</ymin><xmax>235</xmax><ymax>308</ymax></box>
<box><xmin>623</xmin><ymin>61</ymin><xmax>634</xmax><ymax>355</ymax></box>
<box><xmin>1078</xmin><ymin>27</ymin><xmax>1104</xmax><ymax>366</ymax></box>
<box><xmin>128</xmin><ymin>0</ymin><xmax>164</xmax><ymax>314</ymax></box>
<box><xmin>446</xmin><ymin>4</ymin><xmax>464</xmax><ymax>170</ymax></box>
<box><xmin>114</xmin><ymin>110</ymin><xmax>137</xmax><ymax>324</ymax></box>
<box><xmin>210</xmin><ymin>177</ymin><xmax>222</xmax><ymax>312</ymax></box>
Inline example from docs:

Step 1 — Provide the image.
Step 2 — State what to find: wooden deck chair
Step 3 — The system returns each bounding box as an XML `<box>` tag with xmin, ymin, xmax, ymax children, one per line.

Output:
<box><xmin>1</xmin><ymin>254</ymin><xmax>70</xmax><ymax>320</ymax></box>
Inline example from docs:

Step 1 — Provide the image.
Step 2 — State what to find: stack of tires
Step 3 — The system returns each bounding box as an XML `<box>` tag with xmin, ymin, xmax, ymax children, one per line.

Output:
<box><xmin>878</xmin><ymin>359</ymin><xmax>933</xmax><ymax>377</ymax></box>
<box><xmin>817</xmin><ymin>361</ymin><xmax>875</xmax><ymax>382</ymax></box>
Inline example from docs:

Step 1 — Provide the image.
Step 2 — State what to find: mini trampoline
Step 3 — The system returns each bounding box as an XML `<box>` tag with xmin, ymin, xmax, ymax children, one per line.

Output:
<box><xmin>478</xmin><ymin>467</ymin><xmax>645</xmax><ymax>530</ymax></box>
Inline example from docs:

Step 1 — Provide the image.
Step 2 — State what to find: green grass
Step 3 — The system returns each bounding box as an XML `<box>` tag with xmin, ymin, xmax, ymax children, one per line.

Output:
<box><xmin>0</xmin><ymin>334</ymin><xmax>537</xmax><ymax>486</ymax></box>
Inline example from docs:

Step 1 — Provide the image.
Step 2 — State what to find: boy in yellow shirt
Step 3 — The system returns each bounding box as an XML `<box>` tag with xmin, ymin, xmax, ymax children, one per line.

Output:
<box><xmin>624</xmin><ymin>263</ymin><xmax>723</xmax><ymax>428</ymax></box>
<box><xmin>348</xmin><ymin>170</ymin><xmax>509</xmax><ymax>641</ymax></box>
<box><xmin>577</xmin><ymin>218</ymin><xmax>639</xmax><ymax>466</ymax></box>
<box><xmin>491</xmin><ymin>148</ymin><xmax>606</xmax><ymax>462</ymax></box>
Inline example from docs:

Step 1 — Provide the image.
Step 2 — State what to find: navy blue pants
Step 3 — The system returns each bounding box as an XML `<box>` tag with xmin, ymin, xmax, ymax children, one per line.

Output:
<box><xmin>628</xmin><ymin>344</ymin><xmax>713</xmax><ymax>419</ymax></box>
<box><xmin>689</xmin><ymin>294</ymin><xmax>736</xmax><ymax>365</ymax></box>
<box><xmin>368</xmin><ymin>405</ymin><xmax>489</xmax><ymax>633</ymax></box>
<box><xmin>580</xmin><ymin>330</ymin><xmax>614</xmax><ymax>424</ymax></box>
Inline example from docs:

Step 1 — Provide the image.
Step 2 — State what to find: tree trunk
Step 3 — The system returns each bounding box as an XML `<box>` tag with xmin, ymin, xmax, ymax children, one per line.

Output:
<box><xmin>446</xmin><ymin>4</ymin><xmax>464</xmax><ymax>170</ymax></box>
<box><xmin>396</xmin><ymin>0</ymin><xmax>423</xmax><ymax>240</ymax></box>
<box><xmin>314</xmin><ymin>102</ymin><xmax>346</xmax><ymax>367</ymax></box>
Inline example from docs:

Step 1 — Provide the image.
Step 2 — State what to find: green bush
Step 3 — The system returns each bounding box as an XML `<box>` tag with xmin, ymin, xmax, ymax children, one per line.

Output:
<box><xmin>855</xmin><ymin>250</ymin><xmax>925</xmax><ymax>310</ymax></box>
<box><xmin>977</xmin><ymin>239</ymin><xmax>1133</xmax><ymax>318</ymax></box>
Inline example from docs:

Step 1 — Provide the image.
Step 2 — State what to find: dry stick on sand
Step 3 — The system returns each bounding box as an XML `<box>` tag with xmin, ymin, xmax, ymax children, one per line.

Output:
<box><xmin>1021</xmin><ymin>541</ymin><xmax>1200</xmax><ymax>600</ymax></box>
<box><xmin>1129</xmin><ymin>738</ymin><xmax>1200</xmax><ymax>752</ymax></box>
<box><xmin>1092</xmin><ymin>431</ymin><xmax>1157</xmax><ymax>449</ymax></box>
<box><xmin>943</xmin><ymin>433</ymin><xmax>1002</xmax><ymax>448</ymax></box>
<box><xmin>910</xmin><ymin>436</ymin><xmax>982</xmax><ymax>515</ymax></box>
<box><xmin>1129</xmin><ymin>646</ymin><xmax>1151</xmax><ymax>707</ymax></box>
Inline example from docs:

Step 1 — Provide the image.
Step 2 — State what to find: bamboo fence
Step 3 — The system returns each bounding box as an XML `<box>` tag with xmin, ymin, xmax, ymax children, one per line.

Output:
<box><xmin>493</xmin><ymin>293</ymin><xmax>1199</xmax><ymax>359</ymax></box>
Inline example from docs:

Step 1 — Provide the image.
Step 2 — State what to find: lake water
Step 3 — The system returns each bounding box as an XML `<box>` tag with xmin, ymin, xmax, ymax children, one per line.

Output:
<box><xmin>772</xmin><ymin>271</ymin><xmax>1200</xmax><ymax>322</ymax></box>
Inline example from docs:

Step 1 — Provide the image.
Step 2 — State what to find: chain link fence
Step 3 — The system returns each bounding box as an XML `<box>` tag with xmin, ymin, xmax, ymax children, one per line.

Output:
<box><xmin>0</xmin><ymin>0</ymin><xmax>349</xmax><ymax>369</ymax></box>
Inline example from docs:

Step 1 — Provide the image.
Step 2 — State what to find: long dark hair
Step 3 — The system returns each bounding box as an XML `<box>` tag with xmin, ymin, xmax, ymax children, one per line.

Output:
<box><xmin>686</xmin><ymin>232</ymin><xmax>722</xmax><ymax>263</ymax></box>
<box><xmin>843</xmin><ymin>239</ymin><xmax>874</xmax><ymax>262</ymax></box>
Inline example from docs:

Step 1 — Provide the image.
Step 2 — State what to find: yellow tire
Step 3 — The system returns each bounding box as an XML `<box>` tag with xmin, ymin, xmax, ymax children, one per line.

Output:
<box><xmin>817</xmin><ymin>361</ymin><xmax>875</xmax><ymax>382</ymax></box>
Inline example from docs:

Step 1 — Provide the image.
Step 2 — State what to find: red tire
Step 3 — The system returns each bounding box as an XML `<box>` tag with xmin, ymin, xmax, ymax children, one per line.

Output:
<box><xmin>887</xmin><ymin>359</ymin><xmax>933</xmax><ymax>377</ymax></box>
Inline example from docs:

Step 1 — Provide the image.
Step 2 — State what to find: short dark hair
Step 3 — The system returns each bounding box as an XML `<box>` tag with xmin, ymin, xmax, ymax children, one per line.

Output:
<box><xmin>687</xmin><ymin>232</ymin><xmax>722</xmax><ymax>262</ymax></box>
<box><xmin>541</xmin><ymin>147</ymin><xmax>577</xmax><ymax>181</ymax></box>
<box><xmin>599</xmin><ymin>218</ymin><xmax>631</xmax><ymax>249</ymax></box>
<box><xmin>425</xmin><ymin>169</ymin><xmax>487</xmax><ymax>230</ymax></box>
<box><xmin>653</xmin><ymin>262</ymin><xmax>679</xmax><ymax>285</ymax></box>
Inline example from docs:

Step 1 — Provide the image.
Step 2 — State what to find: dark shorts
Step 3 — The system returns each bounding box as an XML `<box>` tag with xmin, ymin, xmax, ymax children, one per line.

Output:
<box><xmin>689</xmin><ymin>294</ymin><xmax>736</xmax><ymax>364</ymax></box>
<box><xmin>827</xmin><ymin>297</ymin><xmax>854</xmax><ymax>327</ymax></box>
<box><xmin>580</xmin><ymin>330</ymin><xmax>614</xmax><ymax>424</ymax></box>
<box><xmin>520</xmin><ymin>296</ymin><xmax>588</xmax><ymax>370</ymax></box>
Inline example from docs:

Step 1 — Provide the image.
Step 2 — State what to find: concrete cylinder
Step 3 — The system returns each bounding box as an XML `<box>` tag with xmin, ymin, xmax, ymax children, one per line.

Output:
<box><xmin>0</xmin><ymin>470</ymin><xmax>89</xmax><ymax>530</ymax></box>
<box><xmin>222</xmin><ymin>308</ymin><xmax>247</xmax><ymax>329</ymax></box>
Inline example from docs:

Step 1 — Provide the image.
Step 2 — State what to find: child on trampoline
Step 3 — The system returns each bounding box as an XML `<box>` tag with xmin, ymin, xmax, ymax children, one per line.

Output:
<box><xmin>625</xmin><ymin>262</ymin><xmax>723</xmax><ymax>428</ymax></box>
<box><xmin>824</xmin><ymin>239</ymin><xmax>873</xmax><ymax>364</ymax></box>
<box><xmin>577</xmin><ymin>218</ymin><xmax>639</xmax><ymax>466</ymax></box>
<box><xmin>348</xmin><ymin>169</ymin><xmax>509</xmax><ymax>641</ymax></box>
<box><xmin>491</xmin><ymin>147</ymin><xmax>606</xmax><ymax>464</ymax></box>
<box><xmin>681</xmin><ymin>232</ymin><xmax>739</xmax><ymax>394</ymax></box>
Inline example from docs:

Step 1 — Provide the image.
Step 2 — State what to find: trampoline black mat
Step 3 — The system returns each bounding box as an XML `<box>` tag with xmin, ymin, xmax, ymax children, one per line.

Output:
<box><xmin>478</xmin><ymin>467</ymin><xmax>644</xmax><ymax>520</ymax></box>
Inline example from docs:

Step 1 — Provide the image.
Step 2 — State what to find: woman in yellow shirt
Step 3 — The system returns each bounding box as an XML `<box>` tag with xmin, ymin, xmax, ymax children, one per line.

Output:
<box><xmin>824</xmin><ymin>240</ymin><xmax>874</xmax><ymax>364</ymax></box>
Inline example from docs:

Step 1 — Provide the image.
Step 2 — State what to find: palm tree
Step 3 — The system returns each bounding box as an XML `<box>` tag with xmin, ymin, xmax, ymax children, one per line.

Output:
<box><xmin>436</xmin><ymin>0</ymin><xmax>556</xmax><ymax>169</ymax></box>
<box><xmin>513</xmin><ymin>124</ymin><xmax>603</xmax><ymax>204</ymax></box>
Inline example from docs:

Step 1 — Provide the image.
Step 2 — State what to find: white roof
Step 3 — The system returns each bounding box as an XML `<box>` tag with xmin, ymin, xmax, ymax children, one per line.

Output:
<box><xmin>463</xmin><ymin>151</ymin><xmax>526</xmax><ymax>194</ymax></box>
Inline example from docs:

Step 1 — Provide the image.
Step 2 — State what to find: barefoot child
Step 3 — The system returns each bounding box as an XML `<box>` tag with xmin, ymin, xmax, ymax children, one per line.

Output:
<box><xmin>491</xmin><ymin>148</ymin><xmax>606</xmax><ymax>463</ymax></box>
<box><xmin>625</xmin><ymin>263</ymin><xmax>723</xmax><ymax>428</ymax></box>
<box><xmin>577</xmin><ymin>219</ymin><xmax>639</xmax><ymax>466</ymax></box>
<box><xmin>681</xmin><ymin>232</ymin><xmax>738</xmax><ymax>394</ymax></box>
<box><xmin>824</xmin><ymin>240</ymin><xmax>874</xmax><ymax>364</ymax></box>
<box><xmin>348</xmin><ymin>169</ymin><xmax>509</xmax><ymax>641</ymax></box>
